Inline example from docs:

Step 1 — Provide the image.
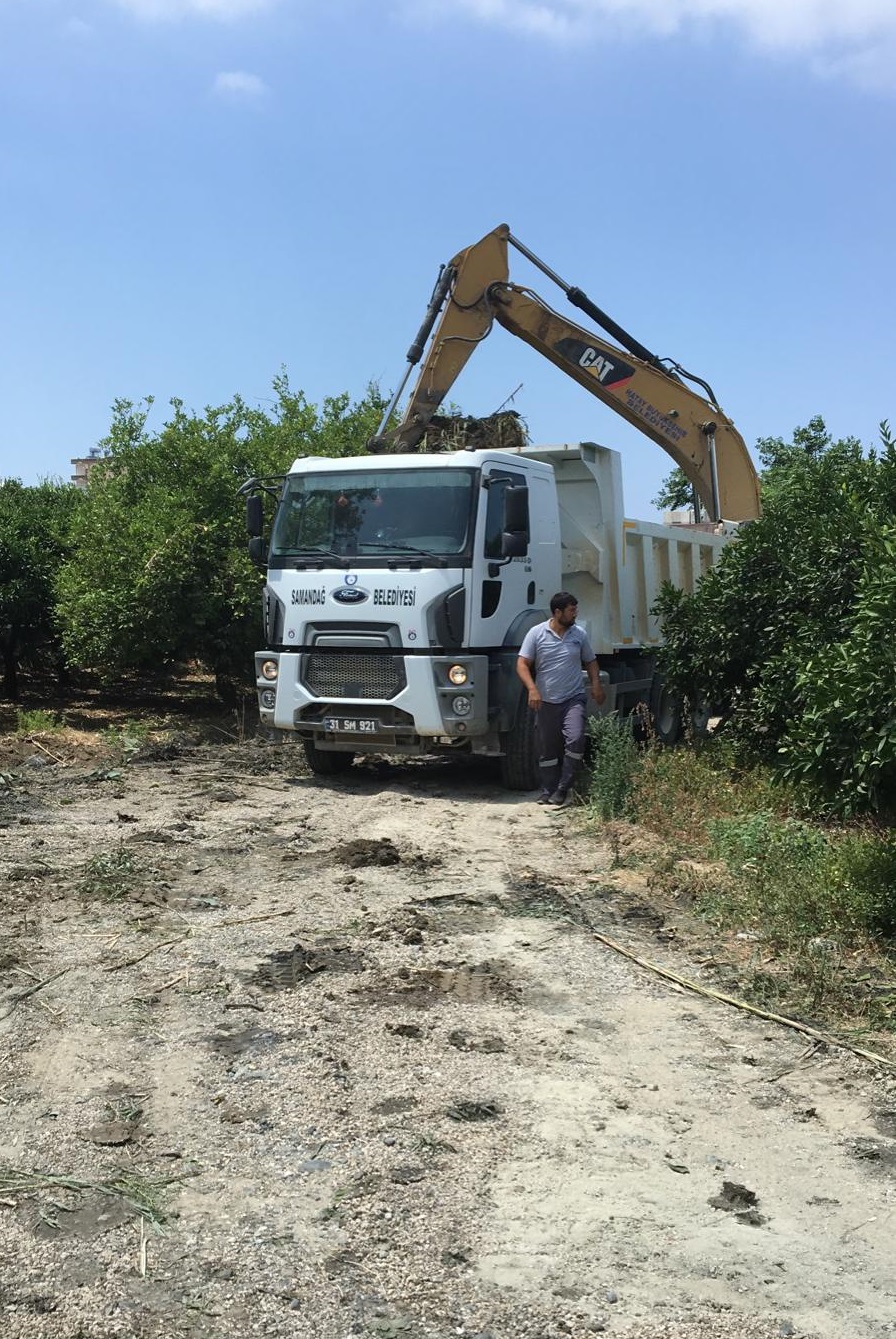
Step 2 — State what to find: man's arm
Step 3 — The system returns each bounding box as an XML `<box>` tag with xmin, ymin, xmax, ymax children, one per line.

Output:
<box><xmin>584</xmin><ymin>657</ymin><xmax>606</xmax><ymax>706</ymax></box>
<box><xmin>516</xmin><ymin>655</ymin><xmax>542</xmax><ymax>711</ymax></box>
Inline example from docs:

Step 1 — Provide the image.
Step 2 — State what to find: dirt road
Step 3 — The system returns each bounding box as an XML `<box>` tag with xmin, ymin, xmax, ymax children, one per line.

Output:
<box><xmin>1</xmin><ymin>737</ymin><xmax>894</xmax><ymax>1338</ymax></box>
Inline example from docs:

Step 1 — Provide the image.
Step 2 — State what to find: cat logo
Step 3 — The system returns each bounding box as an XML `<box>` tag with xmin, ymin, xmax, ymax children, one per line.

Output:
<box><xmin>552</xmin><ymin>338</ymin><xmax>635</xmax><ymax>390</ymax></box>
<box><xmin>578</xmin><ymin>348</ymin><xmax>615</xmax><ymax>380</ymax></box>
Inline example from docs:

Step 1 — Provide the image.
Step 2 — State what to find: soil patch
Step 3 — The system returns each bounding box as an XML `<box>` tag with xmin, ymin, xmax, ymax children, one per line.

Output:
<box><xmin>3</xmin><ymin>720</ymin><xmax>896</xmax><ymax>1339</ymax></box>
<box><xmin>370</xmin><ymin>961</ymin><xmax>519</xmax><ymax>1007</ymax></box>
<box><xmin>250</xmin><ymin>940</ymin><xmax>367</xmax><ymax>990</ymax></box>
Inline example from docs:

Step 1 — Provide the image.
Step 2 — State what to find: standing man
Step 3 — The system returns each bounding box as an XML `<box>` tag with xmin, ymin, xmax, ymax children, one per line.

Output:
<box><xmin>516</xmin><ymin>591</ymin><xmax>605</xmax><ymax>806</ymax></box>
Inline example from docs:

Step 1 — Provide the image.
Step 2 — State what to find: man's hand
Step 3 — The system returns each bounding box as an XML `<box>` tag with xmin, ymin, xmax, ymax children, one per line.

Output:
<box><xmin>587</xmin><ymin>665</ymin><xmax>606</xmax><ymax>707</ymax></box>
<box><xmin>517</xmin><ymin>656</ymin><xmax>540</xmax><ymax>710</ymax></box>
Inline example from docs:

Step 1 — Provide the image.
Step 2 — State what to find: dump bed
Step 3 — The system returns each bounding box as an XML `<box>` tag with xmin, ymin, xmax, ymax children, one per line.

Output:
<box><xmin>524</xmin><ymin>443</ymin><xmax>730</xmax><ymax>656</ymax></box>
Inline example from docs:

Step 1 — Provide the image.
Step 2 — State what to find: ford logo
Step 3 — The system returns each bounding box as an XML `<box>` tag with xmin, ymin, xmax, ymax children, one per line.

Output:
<box><xmin>333</xmin><ymin>587</ymin><xmax>369</xmax><ymax>604</ymax></box>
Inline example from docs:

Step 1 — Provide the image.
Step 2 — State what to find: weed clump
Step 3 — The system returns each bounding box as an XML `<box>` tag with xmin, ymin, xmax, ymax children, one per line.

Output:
<box><xmin>586</xmin><ymin>713</ymin><xmax>640</xmax><ymax>819</ymax></box>
<box><xmin>78</xmin><ymin>848</ymin><xmax>140</xmax><ymax>901</ymax></box>
<box><xmin>101</xmin><ymin>719</ymin><xmax>153</xmax><ymax>762</ymax></box>
<box><xmin>706</xmin><ymin>812</ymin><xmax>896</xmax><ymax>946</ymax></box>
<box><xmin>15</xmin><ymin>709</ymin><xmax>63</xmax><ymax>734</ymax></box>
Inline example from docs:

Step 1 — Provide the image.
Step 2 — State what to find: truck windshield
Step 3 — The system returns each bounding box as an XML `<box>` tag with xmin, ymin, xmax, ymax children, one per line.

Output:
<box><xmin>270</xmin><ymin>468</ymin><xmax>475</xmax><ymax>564</ymax></box>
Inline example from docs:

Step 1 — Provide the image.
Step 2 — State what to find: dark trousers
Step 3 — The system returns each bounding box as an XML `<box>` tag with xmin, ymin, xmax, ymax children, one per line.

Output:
<box><xmin>536</xmin><ymin>697</ymin><xmax>587</xmax><ymax>795</ymax></box>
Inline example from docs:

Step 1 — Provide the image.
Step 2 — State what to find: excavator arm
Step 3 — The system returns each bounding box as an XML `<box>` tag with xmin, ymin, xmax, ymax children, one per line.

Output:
<box><xmin>371</xmin><ymin>224</ymin><xmax>761</xmax><ymax>523</ymax></box>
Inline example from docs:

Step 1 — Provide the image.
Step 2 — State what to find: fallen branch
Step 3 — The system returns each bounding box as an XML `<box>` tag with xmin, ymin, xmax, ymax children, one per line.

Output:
<box><xmin>573</xmin><ymin>901</ymin><xmax>896</xmax><ymax>1072</ymax></box>
<box><xmin>0</xmin><ymin>968</ymin><xmax>70</xmax><ymax>1022</ymax></box>
<box><xmin>215</xmin><ymin>909</ymin><xmax>295</xmax><ymax>928</ymax></box>
<box><xmin>205</xmin><ymin>725</ymin><xmax>238</xmax><ymax>741</ymax></box>
<box><xmin>27</xmin><ymin>737</ymin><xmax>66</xmax><ymax>765</ymax></box>
<box><xmin>152</xmin><ymin>974</ymin><xmax>186</xmax><ymax>994</ymax></box>
<box><xmin>105</xmin><ymin>934</ymin><xmax>190</xmax><ymax>973</ymax></box>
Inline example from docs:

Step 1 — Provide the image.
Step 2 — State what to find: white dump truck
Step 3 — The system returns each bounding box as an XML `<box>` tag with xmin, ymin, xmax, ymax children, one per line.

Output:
<box><xmin>245</xmin><ymin>440</ymin><xmax>730</xmax><ymax>788</ymax></box>
<box><xmin>245</xmin><ymin>224</ymin><xmax>759</xmax><ymax>787</ymax></box>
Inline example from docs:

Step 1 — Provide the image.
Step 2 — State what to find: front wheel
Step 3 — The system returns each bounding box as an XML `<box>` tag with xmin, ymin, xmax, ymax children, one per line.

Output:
<box><xmin>499</xmin><ymin>693</ymin><xmax>539</xmax><ymax>791</ymax></box>
<box><xmin>302</xmin><ymin>739</ymin><xmax>355</xmax><ymax>776</ymax></box>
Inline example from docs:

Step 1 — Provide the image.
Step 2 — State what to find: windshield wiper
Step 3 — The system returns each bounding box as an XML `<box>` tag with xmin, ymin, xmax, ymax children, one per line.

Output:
<box><xmin>360</xmin><ymin>541</ymin><xmax>448</xmax><ymax>568</ymax></box>
<box><xmin>279</xmin><ymin>547</ymin><xmax>349</xmax><ymax>568</ymax></box>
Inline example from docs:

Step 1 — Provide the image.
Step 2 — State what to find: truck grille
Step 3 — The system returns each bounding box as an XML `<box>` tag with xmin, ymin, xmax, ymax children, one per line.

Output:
<box><xmin>303</xmin><ymin>651</ymin><xmax>406</xmax><ymax>700</ymax></box>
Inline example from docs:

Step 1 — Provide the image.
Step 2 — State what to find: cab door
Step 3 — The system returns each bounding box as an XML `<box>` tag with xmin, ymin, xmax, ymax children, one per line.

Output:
<box><xmin>469</xmin><ymin>466</ymin><xmax>535</xmax><ymax>647</ymax></box>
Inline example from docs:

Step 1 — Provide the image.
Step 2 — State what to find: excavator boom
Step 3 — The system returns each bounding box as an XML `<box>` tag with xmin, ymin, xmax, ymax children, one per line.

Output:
<box><xmin>373</xmin><ymin>224</ymin><xmax>761</xmax><ymax>523</ymax></box>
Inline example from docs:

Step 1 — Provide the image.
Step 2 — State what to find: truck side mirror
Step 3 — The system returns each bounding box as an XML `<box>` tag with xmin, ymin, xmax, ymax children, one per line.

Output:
<box><xmin>246</xmin><ymin>495</ymin><xmax>264</xmax><ymax>538</ymax></box>
<box><xmin>500</xmin><ymin>530</ymin><xmax>528</xmax><ymax>559</ymax></box>
<box><xmin>248</xmin><ymin>536</ymin><xmax>268</xmax><ymax>567</ymax></box>
<box><xmin>500</xmin><ymin>485</ymin><xmax>529</xmax><ymax>558</ymax></box>
<box><xmin>502</xmin><ymin>485</ymin><xmax>529</xmax><ymax>538</ymax></box>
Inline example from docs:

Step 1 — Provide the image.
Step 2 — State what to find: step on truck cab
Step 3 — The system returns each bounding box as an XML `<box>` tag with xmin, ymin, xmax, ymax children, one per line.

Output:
<box><xmin>246</xmin><ymin>441</ymin><xmax>730</xmax><ymax>789</ymax></box>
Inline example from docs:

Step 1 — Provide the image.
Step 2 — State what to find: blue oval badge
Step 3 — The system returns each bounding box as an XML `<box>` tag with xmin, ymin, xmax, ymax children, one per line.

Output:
<box><xmin>332</xmin><ymin>587</ymin><xmax>369</xmax><ymax>605</ymax></box>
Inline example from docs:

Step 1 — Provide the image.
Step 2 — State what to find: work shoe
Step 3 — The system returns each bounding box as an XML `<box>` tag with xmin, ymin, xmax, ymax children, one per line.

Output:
<box><xmin>547</xmin><ymin>789</ymin><xmax>569</xmax><ymax>807</ymax></box>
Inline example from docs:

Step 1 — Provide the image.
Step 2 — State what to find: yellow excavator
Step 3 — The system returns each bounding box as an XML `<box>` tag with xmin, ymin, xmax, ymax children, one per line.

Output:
<box><xmin>369</xmin><ymin>224</ymin><xmax>761</xmax><ymax>523</ymax></box>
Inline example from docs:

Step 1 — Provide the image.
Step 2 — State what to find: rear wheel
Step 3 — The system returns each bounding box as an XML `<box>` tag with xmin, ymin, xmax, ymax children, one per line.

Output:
<box><xmin>499</xmin><ymin>692</ymin><xmax>539</xmax><ymax>791</ymax></box>
<box><xmin>649</xmin><ymin>677</ymin><xmax>682</xmax><ymax>746</ymax></box>
<box><xmin>302</xmin><ymin>739</ymin><xmax>355</xmax><ymax>776</ymax></box>
<box><xmin>689</xmin><ymin>698</ymin><xmax>713</xmax><ymax>740</ymax></box>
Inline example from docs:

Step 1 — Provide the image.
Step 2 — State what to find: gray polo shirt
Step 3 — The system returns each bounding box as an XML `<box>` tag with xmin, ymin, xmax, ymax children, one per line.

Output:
<box><xmin>518</xmin><ymin>621</ymin><xmax>596</xmax><ymax>704</ymax></box>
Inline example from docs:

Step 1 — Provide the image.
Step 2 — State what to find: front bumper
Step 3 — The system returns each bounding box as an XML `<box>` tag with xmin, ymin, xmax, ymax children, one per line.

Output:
<box><xmin>255</xmin><ymin>651</ymin><xmax>489</xmax><ymax>743</ymax></box>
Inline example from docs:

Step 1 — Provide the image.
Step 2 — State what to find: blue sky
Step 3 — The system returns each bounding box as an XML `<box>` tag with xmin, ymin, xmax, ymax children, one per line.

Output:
<box><xmin>1</xmin><ymin>0</ymin><xmax>894</xmax><ymax>518</ymax></box>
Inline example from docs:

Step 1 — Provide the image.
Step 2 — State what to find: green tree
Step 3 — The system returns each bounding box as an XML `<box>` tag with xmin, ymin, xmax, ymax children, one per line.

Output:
<box><xmin>651</xmin><ymin>416</ymin><xmax>841</xmax><ymax>515</ymax></box>
<box><xmin>0</xmin><ymin>479</ymin><xmax>81</xmax><ymax>698</ymax></box>
<box><xmin>651</xmin><ymin>467</ymin><xmax>693</xmax><ymax>514</ymax></box>
<box><xmin>56</xmin><ymin>376</ymin><xmax>388</xmax><ymax>698</ymax></box>
<box><xmin>756</xmin><ymin>413</ymin><xmax>835</xmax><ymax>476</ymax></box>
<box><xmin>656</xmin><ymin>419</ymin><xmax>896</xmax><ymax>814</ymax></box>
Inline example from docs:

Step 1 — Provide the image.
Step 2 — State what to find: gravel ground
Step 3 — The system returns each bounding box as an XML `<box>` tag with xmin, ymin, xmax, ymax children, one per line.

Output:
<box><xmin>1</xmin><ymin>736</ymin><xmax>894</xmax><ymax>1338</ymax></box>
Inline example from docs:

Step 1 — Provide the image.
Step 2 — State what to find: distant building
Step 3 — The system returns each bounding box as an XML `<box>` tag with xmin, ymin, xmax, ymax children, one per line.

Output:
<box><xmin>663</xmin><ymin>507</ymin><xmax>697</xmax><ymax>527</ymax></box>
<box><xmin>70</xmin><ymin>447</ymin><xmax>106</xmax><ymax>490</ymax></box>
<box><xmin>663</xmin><ymin>506</ymin><xmax>729</xmax><ymax>535</ymax></box>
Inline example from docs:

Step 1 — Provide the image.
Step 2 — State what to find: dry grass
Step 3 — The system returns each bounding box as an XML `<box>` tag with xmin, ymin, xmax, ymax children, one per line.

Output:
<box><xmin>420</xmin><ymin>410</ymin><xmax>529</xmax><ymax>453</ymax></box>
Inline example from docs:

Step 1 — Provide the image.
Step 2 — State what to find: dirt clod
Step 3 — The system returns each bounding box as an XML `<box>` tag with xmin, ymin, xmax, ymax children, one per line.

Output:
<box><xmin>445</xmin><ymin>1099</ymin><xmax>503</xmax><ymax>1122</ymax></box>
<box><xmin>334</xmin><ymin>837</ymin><xmax>401</xmax><ymax>868</ymax></box>
<box><xmin>78</xmin><ymin>1121</ymin><xmax>138</xmax><ymax>1147</ymax></box>
<box><xmin>709</xmin><ymin>1180</ymin><xmax>760</xmax><ymax>1211</ymax></box>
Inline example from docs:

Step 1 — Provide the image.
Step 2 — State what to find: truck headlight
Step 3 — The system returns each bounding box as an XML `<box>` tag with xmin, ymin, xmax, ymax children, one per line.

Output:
<box><xmin>260</xmin><ymin>689</ymin><xmax>276</xmax><ymax>709</ymax></box>
<box><xmin>452</xmin><ymin>695</ymin><xmax>472</xmax><ymax>717</ymax></box>
<box><xmin>260</xmin><ymin>660</ymin><xmax>279</xmax><ymax>681</ymax></box>
<box><xmin>448</xmin><ymin>664</ymin><xmax>468</xmax><ymax>686</ymax></box>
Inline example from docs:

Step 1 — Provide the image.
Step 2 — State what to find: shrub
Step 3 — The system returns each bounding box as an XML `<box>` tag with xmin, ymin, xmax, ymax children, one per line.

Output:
<box><xmin>587</xmin><ymin>714</ymin><xmax>640</xmax><ymax>819</ymax></box>
<box><xmin>15</xmin><ymin>709</ymin><xmax>63</xmax><ymax>734</ymax></box>
<box><xmin>628</xmin><ymin>735</ymin><xmax>781</xmax><ymax>852</ymax></box>
<box><xmin>656</xmin><ymin>420</ymin><xmax>896</xmax><ymax>815</ymax></box>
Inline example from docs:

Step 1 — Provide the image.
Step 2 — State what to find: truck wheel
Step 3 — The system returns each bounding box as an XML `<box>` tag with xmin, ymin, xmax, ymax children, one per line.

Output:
<box><xmin>302</xmin><ymin>739</ymin><xmax>355</xmax><ymax>776</ymax></box>
<box><xmin>689</xmin><ymin>698</ymin><xmax>713</xmax><ymax>740</ymax></box>
<box><xmin>649</xmin><ymin>678</ymin><xmax>682</xmax><ymax>747</ymax></box>
<box><xmin>499</xmin><ymin>695</ymin><xmax>539</xmax><ymax>791</ymax></box>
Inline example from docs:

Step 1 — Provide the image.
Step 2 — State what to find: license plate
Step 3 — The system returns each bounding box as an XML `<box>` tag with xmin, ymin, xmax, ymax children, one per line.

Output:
<box><xmin>323</xmin><ymin>717</ymin><xmax>379</xmax><ymax>734</ymax></box>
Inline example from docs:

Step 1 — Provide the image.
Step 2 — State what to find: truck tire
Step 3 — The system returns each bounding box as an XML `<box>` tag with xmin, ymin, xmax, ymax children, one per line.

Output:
<box><xmin>302</xmin><ymin>739</ymin><xmax>355</xmax><ymax>776</ymax></box>
<box><xmin>689</xmin><ymin>698</ymin><xmax>713</xmax><ymax>740</ymax></box>
<box><xmin>499</xmin><ymin>694</ymin><xmax>539</xmax><ymax>791</ymax></box>
<box><xmin>649</xmin><ymin>677</ymin><xmax>682</xmax><ymax>747</ymax></box>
